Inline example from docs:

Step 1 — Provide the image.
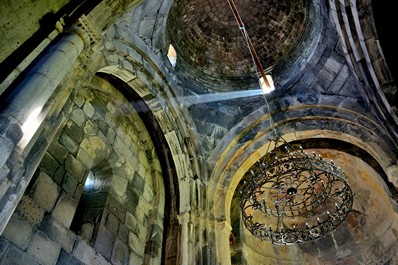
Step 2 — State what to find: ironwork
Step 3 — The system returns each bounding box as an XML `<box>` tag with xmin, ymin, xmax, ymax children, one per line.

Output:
<box><xmin>240</xmin><ymin>136</ymin><xmax>354</xmax><ymax>245</ymax></box>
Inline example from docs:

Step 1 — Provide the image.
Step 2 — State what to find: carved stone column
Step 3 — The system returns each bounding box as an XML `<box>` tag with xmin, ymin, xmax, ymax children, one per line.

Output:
<box><xmin>0</xmin><ymin>16</ymin><xmax>97</xmax><ymax>233</ymax></box>
<box><xmin>177</xmin><ymin>212</ymin><xmax>190</xmax><ymax>265</ymax></box>
<box><xmin>216</xmin><ymin>220</ymin><xmax>232</xmax><ymax>265</ymax></box>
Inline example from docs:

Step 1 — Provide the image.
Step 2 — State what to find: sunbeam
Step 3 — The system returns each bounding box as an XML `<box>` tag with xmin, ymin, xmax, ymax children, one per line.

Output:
<box><xmin>179</xmin><ymin>88</ymin><xmax>263</xmax><ymax>107</ymax></box>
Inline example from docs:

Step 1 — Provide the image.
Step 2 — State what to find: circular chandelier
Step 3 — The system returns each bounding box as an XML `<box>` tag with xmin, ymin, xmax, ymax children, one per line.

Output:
<box><xmin>239</xmin><ymin>137</ymin><xmax>354</xmax><ymax>245</ymax></box>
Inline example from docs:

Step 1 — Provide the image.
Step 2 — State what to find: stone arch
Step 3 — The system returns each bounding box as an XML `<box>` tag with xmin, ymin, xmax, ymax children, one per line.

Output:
<box><xmin>98</xmin><ymin>24</ymin><xmax>202</xmax><ymax>192</ymax></box>
<box><xmin>72</xmin><ymin>72</ymin><xmax>169</xmax><ymax>264</ymax></box>
<box><xmin>70</xmin><ymin>140</ymin><xmax>113</xmax><ymax>244</ymax></box>
<box><xmin>93</xmin><ymin>71</ymin><xmax>182</xmax><ymax>264</ymax></box>
<box><xmin>211</xmin><ymin>118</ymin><xmax>398</xmax><ymax>222</ymax></box>
<box><xmin>208</xmin><ymin>99</ymin><xmax>398</xmax><ymax>264</ymax></box>
<box><xmin>72</xmin><ymin>21</ymin><xmax>203</xmax><ymax>263</ymax></box>
<box><xmin>231</xmin><ymin>147</ymin><xmax>398</xmax><ymax>264</ymax></box>
<box><xmin>212</xmin><ymin>130</ymin><xmax>398</xmax><ymax>264</ymax></box>
<box><xmin>1</xmin><ymin>68</ymin><xmax>172</xmax><ymax>264</ymax></box>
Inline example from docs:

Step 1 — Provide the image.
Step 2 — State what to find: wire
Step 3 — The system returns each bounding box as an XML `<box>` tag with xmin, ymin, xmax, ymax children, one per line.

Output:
<box><xmin>226</xmin><ymin>0</ymin><xmax>276</xmax><ymax>137</ymax></box>
<box><xmin>226</xmin><ymin>0</ymin><xmax>271</xmax><ymax>88</ymax></box>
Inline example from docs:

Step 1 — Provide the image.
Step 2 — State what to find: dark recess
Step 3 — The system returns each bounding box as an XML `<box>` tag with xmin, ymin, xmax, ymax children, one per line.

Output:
<box><xmin>372</xmin><ymin>0</ymin><xmax>397</xmax><ymax>87</ymax></box>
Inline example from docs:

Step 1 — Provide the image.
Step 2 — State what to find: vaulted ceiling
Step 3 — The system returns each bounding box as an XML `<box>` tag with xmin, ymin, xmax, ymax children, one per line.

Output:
<box><xmin>166</xmin><ymin>0</ymin><xmax>313</xmax><ymax>92</ymax></box>
<box><xmin>1</xmin><ymin>0</ymin><xmax>398</xmax><ymax>264</ymax></box>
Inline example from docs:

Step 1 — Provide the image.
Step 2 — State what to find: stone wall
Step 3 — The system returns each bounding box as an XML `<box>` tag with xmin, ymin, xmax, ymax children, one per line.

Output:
<box><xmin>0</xmin><ymin>75</ymin><xmax>164</xmax><ymax>265</ymax></box>
<box><xmin>0</xmin><ymin>0</ymin><xmax>69</xmax><ymax>63</ymax></box>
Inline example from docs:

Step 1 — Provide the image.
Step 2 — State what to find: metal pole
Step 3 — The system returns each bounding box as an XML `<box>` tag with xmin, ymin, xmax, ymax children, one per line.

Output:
<box><xmin>226</xmin><ymin>0</ymin><xmax>271</xmax><ymax>87</ymax></box>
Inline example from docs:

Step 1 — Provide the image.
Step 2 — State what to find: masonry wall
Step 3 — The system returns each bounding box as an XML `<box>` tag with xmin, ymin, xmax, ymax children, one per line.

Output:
<box><xmin>0</xmin><ymin>75</ymin><xmax>165</xmax><ymax>265</ymax></box>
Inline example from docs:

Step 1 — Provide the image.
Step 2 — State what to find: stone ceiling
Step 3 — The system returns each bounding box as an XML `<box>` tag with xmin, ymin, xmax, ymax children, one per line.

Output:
<box><xmin>166</xmin><ymin>0</ymin><xmax>313</xmax><ymax>92</ymax></box>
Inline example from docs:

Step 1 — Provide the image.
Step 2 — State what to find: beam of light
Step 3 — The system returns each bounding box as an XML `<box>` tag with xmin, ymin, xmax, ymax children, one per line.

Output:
<box><xmin>178</xmin><ymin>88</ymin><xmax>263</xmax><ymax>107</ymax></box>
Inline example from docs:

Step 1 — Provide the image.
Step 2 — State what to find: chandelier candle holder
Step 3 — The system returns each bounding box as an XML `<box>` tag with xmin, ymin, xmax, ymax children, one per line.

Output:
<box><xmin>239</xmin><ymin>136</ymin><xmax>354</xmax><ymax>245</ymax></box>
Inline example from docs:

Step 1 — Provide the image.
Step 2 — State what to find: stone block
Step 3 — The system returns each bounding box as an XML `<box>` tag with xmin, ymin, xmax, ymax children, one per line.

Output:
<box><xmin>328</xmin><ymin>64</ymin><xmax>349</xmax><ymax>94</ymax></box>
<box><xmin>110</xmin><ymin>174</ymin><xmax>128</xmax><ymax>201</ymax></box>
<box><xmin>106</xmin><ymin>194</ymin><xmax>126</xmax><ymax>222</ymax></box>
<box><xmin>135</xmin><ymin>218</ymin><xmax>149</xmax><ymax>242</ymax></box>
<box><xmin>59</xmin><ymin>131</ymin><xmax>79</xmax><ymax>155</ymax></box>
<box><xmin>32</xmin><ymin>171</ymin><xmax>60</xmax><ymax>212</ymax></box>
<box><xmin>15</xmin><ymin>196</ymin><xmax>45</xmax><ymax>226</ymax></box>
<box><xmin>93</xmin><ymin>224</ymin><xmax>114</xmax><ymax>260</ymax></box>
<box><xmin>142</xmin><ymin>181</ymin><xmax>154</xmax><ymax>203</ymax></box>
<box><xmin>128</xmin><ymin>249</ymin><xmax>144</xmax><ymax>265</ymax></box>
<box><xmin>62</xmin><ymin>172</ymin><xmax>79</xmax><ymax>197</ymax></box>
<box><xmin>2</xmin><ymin>215</ymin><xmax>33</xmax><ymax>250</ymax></box>
<box><xmin>137</xmin><ymin>201</ymin><xmax>151</xmax><ymax>223</ymax></box>
<box><xmin>83</xmin><ymin>102</ymin><xmax>95</xmax><ymax>118</ymax></box>
<box><xmin>57</xmin><ymin>249</ymin><xmax>84</xmax><ymax>265</ymax></box>
<box><xmin>103</xmin><ymin>40</ymin><xmax>115</xmax><ymax>51</ymax></box>
<box><xmin>52</xmin><ymin>191</ymin><xmax>78</xmax><ymax>228</ymax></box>
<box><xmin>5</xmin><ymin>122</ymin><xmax>23</xmax><ymax>144</ymax></box>
<box><xmin>73</xmin><ymin>93</ymin><xmax>85</xmax><ymax>108</ymax></box>
<box><xmin>125</xmin><ymin>212</ymin><xmax>138</xmax><ymax>233</ymax></box>
<box><xmin>113</xmin><ymin>135</ymin><xmax>128</xmax><ymax>157</ymax></box>
<box><xmin>65</xmin><ymin>121</ymin><xmax>84</xmax><ymax>144</ymax></box>
<box><xmin>48</xmin><ymin>140</ymin><xmax>69</xmax><ymax>165</ymax></box>
<box><xmin>111</xmin><ymin>238</ymin><xmax>129</xmax><ymax>265</ymax></box>
<box><xmin>106</xmin><ymin>128</ymin><xmax>116</xmax><ymax>145</ymax></box>
<box><xmin>39</xmin><ymin>152</ymin><xmax>59</xmax><ymax>177</ymax></box>
<box><xmin>151</xmin><ymin>150</ymin><xmax>160</xmax><ymax>166</ymax></box>
<box><xmin>137</xmin><ymin>163</ymin><xmax>147</xmax><ymax>182</ymax></box>
<box><xmin>27</xmin><ymin>231</ymin><xmax>61</xmax><ymax>265</ymax></box>
<box><xmin>1</xmin><ymin>242</ymin><xmax>41</xmax><ymax>265</ymax></box>
<box><xmin>118</xmin><ymin>223</ymin><xmax>129</xmax><ymax>244</ymax></box>
<box><xmin>121</xmin><ymin>60</ymin><xmax>135</xmax><ymax>74</ymax></box>
<box><xmin>65</xmin><ymin>154</ymin><xmax>86</xmax><ymax>183</ymax></box>
<box><xmin>72</xmin><ymin>238</ymin><xmax>97</xmax><ymax>264</ymax></box>
<box><xmin>0</xmin><ymin>238</ymin><xmax>8</xmax><ymax>257</ymax></box>
<box><xmin>83</xmin><ymin>120</ymin><xmax>98</xmax><ymax>136</ymax></box>
<box><xmin>75</xmin><ymin>183</ymin><xmax>84</xmax><ymax>201</ymax></box>
<box><xmin>0</xmin><ymin>116</ymin><xmax>11</xmax><ymax>134</ymax></box>
<box><xmin>128</xmin><ymin>231</ymin><xmax>145</xmax><ymax>256</ymax></box>
<box><xmin>76</xmin><ymin>148</ymin><xmax>94</xmax><ymax>172</ymax></box>
<box><xmin>105</xmin><ymin>211</ymin><xmax>120</xmax><ymax>235</ymax></box>
<box><xmin>125</xmin><ymin>187</ymin><xmax>139</xmax><ymax>215</ymax></box>
<box><xmin>324</xmin><ymin>56</ymin><xmax>343</xmax><ymax>76</ymax></box>
<box><xmin>112</xmin><ymin>39</ymin><xmax>128</xmax><ymax>55</ymax></box>
<box><xmin>79</xmin><ymin>136</ymin><xmax>110</xmax><ymax>161</ymax></box>
<box><xmin>70</xmin><ymin>108</ymin><xmax>86</xmax><ymax>127</ymax></box>
<box><xmin>138</xmin><ymin>153</ymin><xmax>149</xmax><ymax>172</ymax></box>
<box><xmin>41</xmin><ymin>215</ymin><xmax>76</xmax><ymax>252</ymax></box>
<box><xmin>53</xmin><ymin>165</ymin><xmax>66</xmax><ymax>185</ymax></box>
<box><xmin>129</xmin><ymin>150</ymin><xmax>139</xmax><ymax>168</ymax></box>
<box><xmin>0</xmin><ymin>177</ymin><xmax>11</xmax><ymax>203</ymax></box>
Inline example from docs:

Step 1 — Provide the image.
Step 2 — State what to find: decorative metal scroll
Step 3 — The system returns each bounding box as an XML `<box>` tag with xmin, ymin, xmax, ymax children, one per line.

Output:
<box><xmin>240</xmin><ymin>137</ymin><xmax>354</xmax><ymax>245</ymax></box>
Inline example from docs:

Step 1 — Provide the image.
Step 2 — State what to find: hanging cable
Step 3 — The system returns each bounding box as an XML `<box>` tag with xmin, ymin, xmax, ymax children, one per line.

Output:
<box><xmin>229</xmin><ymin>0</ymin><xmax>354</xmax><ymax>245</ymax></box>
<box><xmin>226</xmin><ymin>0</ymin><xmax>274</xmax><ymax>91</ymax></box>
<box><xmin>226</xmin><ymin>0</ymin><xmax>276</xmax><ymax>135</ymax></box>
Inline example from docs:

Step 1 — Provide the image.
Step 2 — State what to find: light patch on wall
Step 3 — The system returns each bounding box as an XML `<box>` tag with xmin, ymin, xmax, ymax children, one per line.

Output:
<box><xmin>259</xmin><ymin>75</ymin><xmax>275</xmax><ymax>94</ymax></box>
<box><xmin>21</xmin><ymin>107</ymin><xmax>42</xmax><ymax>133</ymax></box>
<box><xmin>84</xmin><ymin>171</ymin><xmax>96</xmax><ymax>191</ymax></box>
<box><xmin>167</xmin><ymin>44</ymin><xmax>177</xmax><ymax>67</ymax></box>
<box><xmin>83</xmin><ymin>171</ymin><xmax>106</xmax><ymax>192</ymax></box>
<box><xmin>19</xmin><ymin>106</ymin><xmax>43</xmax><ymax>148</ymax></box>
